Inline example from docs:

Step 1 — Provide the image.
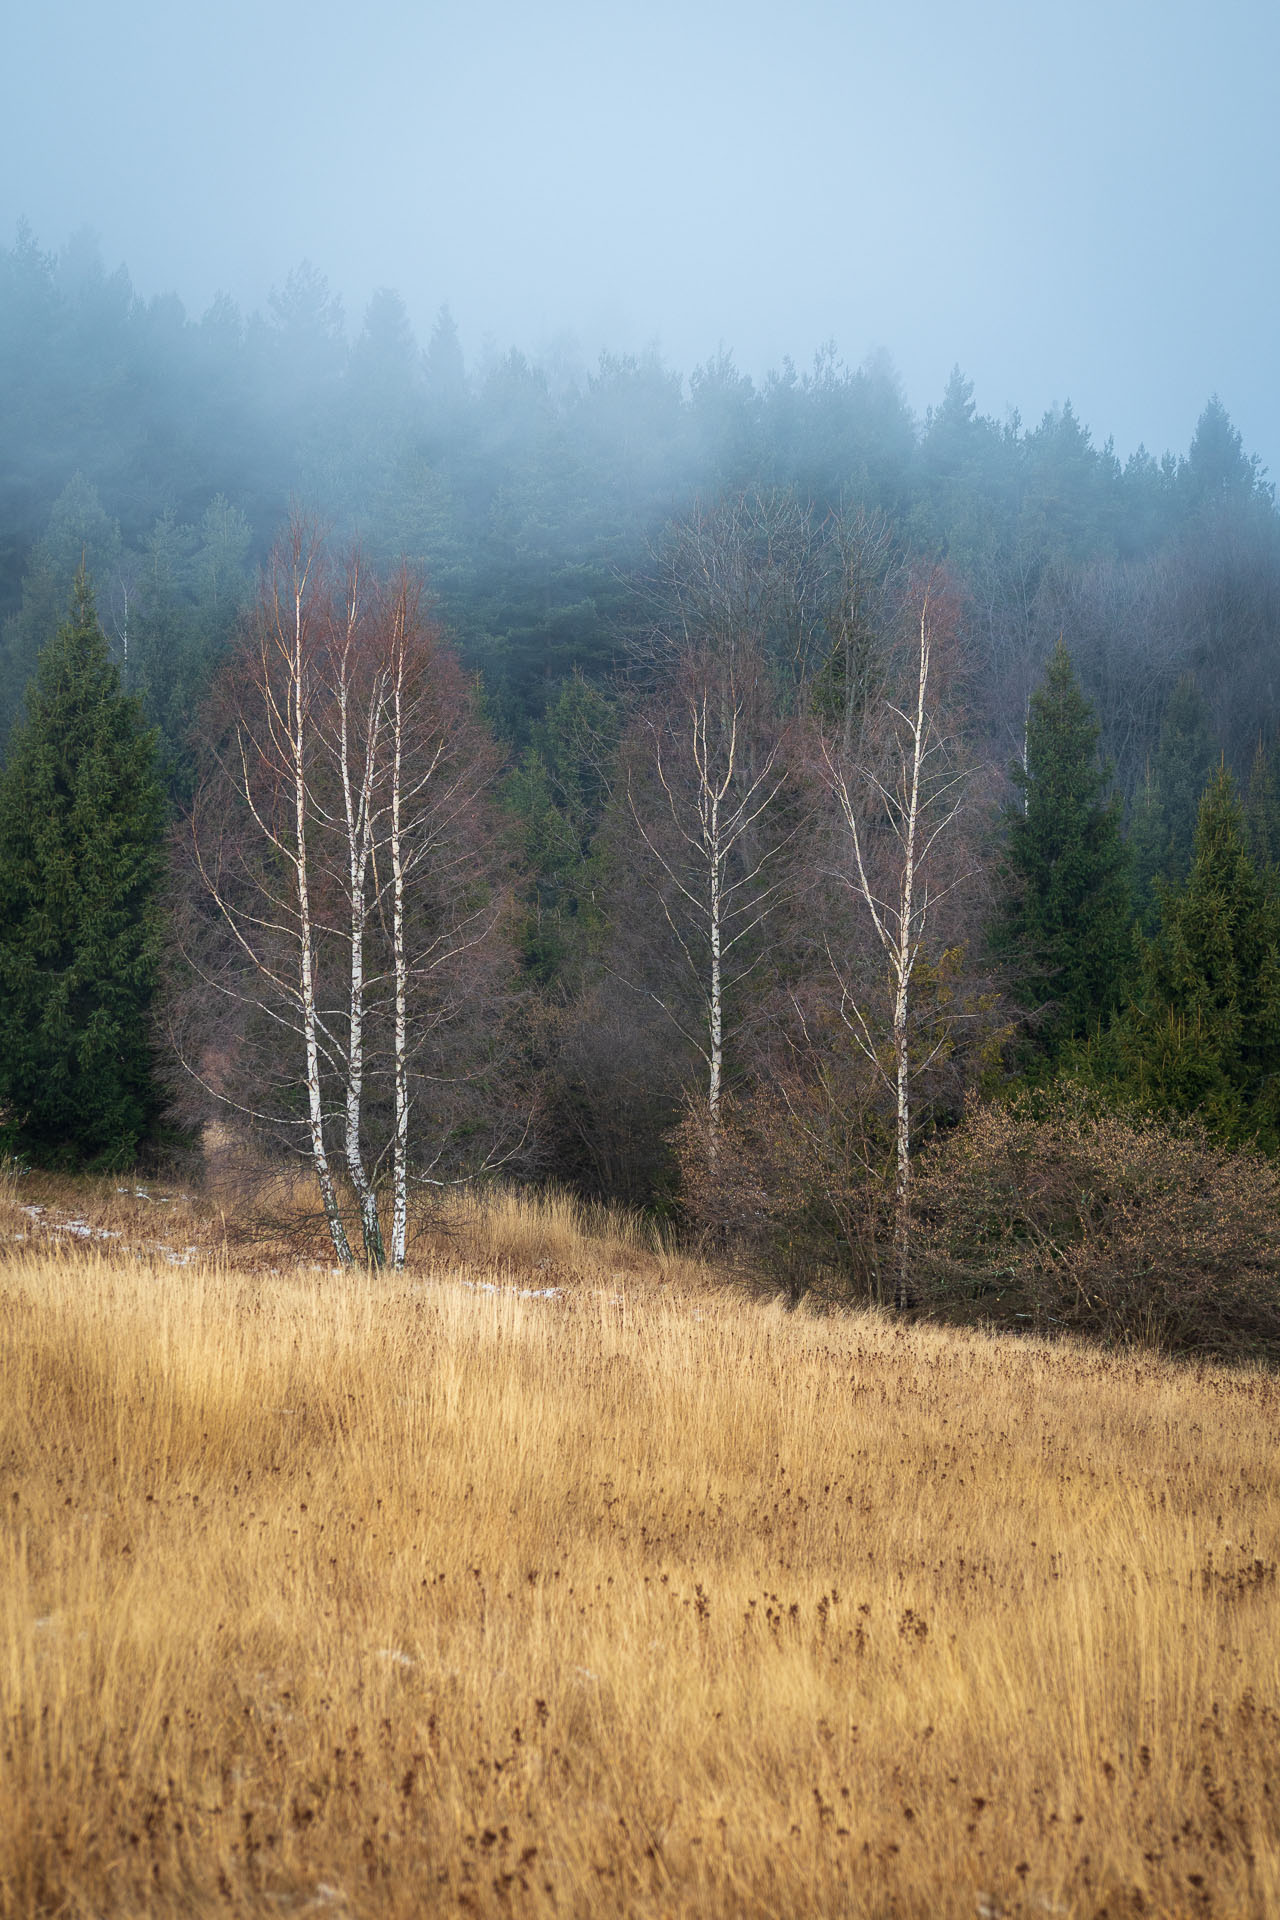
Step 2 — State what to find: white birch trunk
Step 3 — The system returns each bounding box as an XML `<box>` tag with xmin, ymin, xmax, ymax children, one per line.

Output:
<box><xmin>707</xmin><ymin>787</ymin><xmax>723</xmax><ymax>1132</ymax></box>
<box><xmin>824</xmin><ymin>600</ymin><xmax>966</xmax><ymax>1310</ymax></box>
<box><xmin>890</xmin><ymin>621</ymin><xmax>927</xmax><ymax>1311</ymax></box>
<box><xmin>291</xmin><ymin>585</ymin><xmax>354</xmax><ymax>1267</ymax></box>
<box><xmin>389</xmin><ymin>638</ymin><xmax>410</xmax><ymax>1269</ymax></box>
<box><xmin>628</xmin><ymin>666</ymin><xmax>790</xmax><ymax>1151</ymax></box>
<box><xmin>336</xmin><ymin>630</ymin><xmax>385</xmax><ymax>1266</ymax></box>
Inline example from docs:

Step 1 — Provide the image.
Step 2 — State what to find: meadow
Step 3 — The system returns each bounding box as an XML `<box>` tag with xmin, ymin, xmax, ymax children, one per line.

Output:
<box><xmin>2</xmin><ymin>1176</ymin><xmax>1278</xmax><ymax>1917</ymax></box>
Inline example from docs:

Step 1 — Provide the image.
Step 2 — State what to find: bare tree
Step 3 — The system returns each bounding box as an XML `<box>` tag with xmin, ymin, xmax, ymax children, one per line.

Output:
<box><xmin>312</xmin><ymin>553</ymin><xmax>388</xmax><ymax>1261</ymax></box>
<box><xmin>635</xmin><ymin>487</ymin><xmax>896</xmax><ymax>717</ymax></box>
<box><xmin>176</xmin><ymin>527</ymin><xmax>512</xmax><ymax>1266</ymax></box>
<box><xmin>622</xmin><ymin>640</ymin><xmax>797</xmax><ymax>1134</ymax></box>
<box><xmin>182</xmin><ymin>523</ymin><xmax>356</xmax><ymax>1262</ymax></box>
<box><xmin>817</xmin><ymin>576</ymin><xmax>973</xmax><ymax>1308</ymax></box>
<box><xmin>376</xmin><ymin>568</ymin><xmax>509</xmax><ymax>1265</ymax></box>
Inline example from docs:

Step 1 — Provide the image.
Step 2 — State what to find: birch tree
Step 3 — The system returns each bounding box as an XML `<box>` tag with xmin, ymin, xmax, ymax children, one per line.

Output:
<box><xmin>178</xmin><ymin>530</ymin><xmax>511</xmax><ymax>1265</ymax></box>
<box><xmin>313</xmin><ymin>554</ymin><xmax>388</xmax><ymax>1262</ymax></box>
<box><xmin>374</xmin><ymin>568</ymin><xmax>507</xmax><ymax>1266</ymax></box>
<box><xmin>184</xmin><ymin>522</ymin><xmax>356</xmax><ymax>1263</ymax></box>
<box><xmin>818</xmin><ymin>579</ymin><xmax>972</xmax><ymax>1308</ymax></box>
<box><xmin>623</xmin><ymin>640</ymin><xmax>796</xmax><ymax>1134</ymax></box>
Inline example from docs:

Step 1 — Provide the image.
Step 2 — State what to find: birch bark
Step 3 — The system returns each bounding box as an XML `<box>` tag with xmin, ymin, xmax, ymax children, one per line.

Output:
<box><xmin>820</xmin><ymin>592</ymin><xmax>968</xmax><ymax>1309</ymax></box>
<box><xmin>287</xmin><ymin>561</ymin><xmax>354</xmax><ymax>1266</ymax></box>
<box><xmin>329</xmin><ymin>567</ymin><xmax>386</xmax><ymax>1263</ymax></box>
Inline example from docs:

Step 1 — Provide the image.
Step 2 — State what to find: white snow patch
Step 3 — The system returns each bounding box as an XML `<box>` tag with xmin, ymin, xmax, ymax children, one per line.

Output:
<box><xmin>21</xmin><ymin>1205</ymin><xmax>118</xmax><ymax>1242</ymax></box>
<box><xmin>456</xmin><ymin>1277</ymin><xmax>561</xmax><ymax>1301</ymax></box>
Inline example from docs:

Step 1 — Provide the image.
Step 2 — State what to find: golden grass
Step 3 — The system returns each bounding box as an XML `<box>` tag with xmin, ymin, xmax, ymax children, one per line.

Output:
<box><xmin>2</xmin><ymin>1185</ymin><xmax>1279</xmax><ymax>1917</ymax></box>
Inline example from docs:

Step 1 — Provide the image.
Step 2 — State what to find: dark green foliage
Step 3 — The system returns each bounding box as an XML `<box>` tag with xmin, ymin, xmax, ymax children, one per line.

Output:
<box><xmin>0</xmin><ymin>572</ymin><xmax>166</xmax><ymax>1166</ymax></box>
<box><xmin>996</xmin><ymin>641</ymin><xmax>1133</xmax><ymax>1056</ymax></box>
<box><xmin>0</xmin><ymin>473</ymin><xmax>122</xmax><ymax>737</ymax></box>
<box><xmin>1131</xmin><ymin>675</ymin><xmax>1216</xmax><ymax>923</ymax></box>
<box><xmin>1126</xmin><ymin>771</ymin><xmax>1165</xmax><ymax>937</ymax></box>
<box><xmin>1094</xmin><ymin>769</ymin><xmax>1280</xmax><ymax>1150</ymax></box>
<box><xmin>1244</xmin><ymin>735</ymin><xmax>1280</xmax><ymax>881</ymax></box>
<box><xmin>503</xmin><ymin>674</ymin><xmax>618</xmax><ymax>990</ymax></box>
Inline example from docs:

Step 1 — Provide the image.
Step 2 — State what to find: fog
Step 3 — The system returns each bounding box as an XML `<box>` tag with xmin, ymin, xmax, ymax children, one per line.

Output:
<box><xmin>6</xmin><ymin>0</ymin><xmax>1277</xmax><ymax>472</ymax></box>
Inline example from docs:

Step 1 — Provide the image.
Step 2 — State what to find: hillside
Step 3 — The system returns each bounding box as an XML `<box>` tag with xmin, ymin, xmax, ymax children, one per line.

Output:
<box><xmin>2</xmin><ymin>1181</ymin><xmax>1277</xmax><ymax>1917</ymax></box>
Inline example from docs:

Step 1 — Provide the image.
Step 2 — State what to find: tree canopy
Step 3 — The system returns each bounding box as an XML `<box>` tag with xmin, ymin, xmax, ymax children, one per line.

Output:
<box><xmin>0</xmin><ymin>570</ymin><xmax>166</xmax><ymax>1165</ymax></box>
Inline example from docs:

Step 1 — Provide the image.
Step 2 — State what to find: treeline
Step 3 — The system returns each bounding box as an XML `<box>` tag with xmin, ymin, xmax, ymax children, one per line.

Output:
<box><xmin>3</xmin><ymin>223</ymin><xmax>1277</xmax><ymax>780</ymax></box>
<box><xmin>6</xmin><ymin>509</ymin><xmax>1280</xmax><ymax>1356</ymax></box>
<box><xmin>5</xmin><ymin>224</ymin><xmax>1280</xmax><ymax>1352</ymax></box>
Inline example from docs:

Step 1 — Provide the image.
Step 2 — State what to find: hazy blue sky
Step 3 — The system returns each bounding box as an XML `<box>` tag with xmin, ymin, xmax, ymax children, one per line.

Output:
<box><xmin>6</xmin><ymin>0</ymin><xmax>1277</xmax><ymax>470</ymax></box>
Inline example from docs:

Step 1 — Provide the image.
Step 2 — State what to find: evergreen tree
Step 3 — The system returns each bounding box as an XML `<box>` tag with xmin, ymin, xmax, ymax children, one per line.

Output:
<box><xmin>1182</xmin><ymin>395</ymin><xmax>1270</xmax><ymax>509</ymax></box>
<box><xmin>1101</xmin><ymin>768</ymin><xmax>1280</xmax><ymax>1148</ymax></box>
<box><xmin>1244</xmin><ymin>735</ymin><xmax>1280</xmax><ymax>884</ymax></box>
<box><xmin>502</xmin><ymin>674</ymin><xmax>617</xmax><ymax>991</ymax></box>
<box><xmin>1127</xmin><ymin>764</ymin><xmax>1166</xmax><ymax>935</ymax></box>
<box><xmin>0</xmin><ymin>474</ymin><xmax>123</xmax><ymax>739</ymax></box>
<box><xmin>424</xmin><ymin>303</ymin><xmax>468</xmax><ymax>418</ymax></box>
<box><xmin>0</xmin><ymin>570</ymin><xmax>166</xmax><ymax>1166</ymax></box>
<box><xmin>996</xmin><ymin>640</ymin><xmax>1133</xmax><ymax>1056</ymax></box>
<box><xmin>1135</xmin><ymin>676</ymin><xmax>1216</xmax><ymax>916</ymax></box>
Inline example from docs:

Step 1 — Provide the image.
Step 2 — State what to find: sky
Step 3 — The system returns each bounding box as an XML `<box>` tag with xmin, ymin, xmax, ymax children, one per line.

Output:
<box><xmin>5</xmin><ymin>0</ymin><xmax>1278</xmax><ymax>473</ymax></box>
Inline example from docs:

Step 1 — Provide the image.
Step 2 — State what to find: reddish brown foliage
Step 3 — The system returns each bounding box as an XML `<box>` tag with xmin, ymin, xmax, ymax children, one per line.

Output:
<box><xmin>913</xmin><ymin>1085</ymin><xmax>1280</xmax><ymax>1355</ymax></box>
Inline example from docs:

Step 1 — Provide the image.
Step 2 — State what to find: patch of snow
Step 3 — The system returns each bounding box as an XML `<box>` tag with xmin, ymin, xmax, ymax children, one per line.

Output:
<box><xmin>456</xmin><ymin>1277</ymin><xmax>562</xmax><ymax>1301</ymax></box>
<box><xmin>20</xmin><ymin>1203</ymin><xmax>119</xmax><ymax>1242</ymax></box>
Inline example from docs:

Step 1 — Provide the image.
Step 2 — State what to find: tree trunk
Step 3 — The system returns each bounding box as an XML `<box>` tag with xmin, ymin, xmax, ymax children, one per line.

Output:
<box><xmin>292</xmin><ymin>590</ymin><xmax>353</xmax><ymax>1267</ymax></box>
<box><xmin>390</xmin><ymin>651</ymin><xmax>410</xmax><ymax>1270</ymax></box>
<box><xmin>336</xmin><ymin>649</ymin><xmax>385</xmax><ymax>1266</ymax></box>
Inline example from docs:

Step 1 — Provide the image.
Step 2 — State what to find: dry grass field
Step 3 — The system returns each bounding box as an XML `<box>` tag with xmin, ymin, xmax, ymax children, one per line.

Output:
<box><xmin>2</xmin><ymin>1173</ymin><xmax>1279</xmax><ymax>1918</ymax></box>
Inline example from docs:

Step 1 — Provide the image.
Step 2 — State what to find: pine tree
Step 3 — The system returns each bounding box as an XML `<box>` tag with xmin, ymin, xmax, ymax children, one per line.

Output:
<box><xmin>1105</xmin><ymin>768</ymin><xmax>1280</xmax><ymax>1149</ymax></box>
<box><xmin>996</xmin><ymin>640</ymin><xmax>1133</xmax><ymax>1056</ymax></box>
<box><xmin>0</xmin><ymin>570</ymin><xmax>166</xmax><ymax>1166</ymax></box>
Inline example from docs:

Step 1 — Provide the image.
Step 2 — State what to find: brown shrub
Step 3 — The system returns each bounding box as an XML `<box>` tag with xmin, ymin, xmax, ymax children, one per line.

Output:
<box><xmin>671</xmin><ymin>1082</ymin><xmax>891</xmax><ymax>1301</ymax></box>
<box><xmin>913</xmin><ymin>1084</ymin><xmax>1280</xmax><ymax>1355</ymax></box>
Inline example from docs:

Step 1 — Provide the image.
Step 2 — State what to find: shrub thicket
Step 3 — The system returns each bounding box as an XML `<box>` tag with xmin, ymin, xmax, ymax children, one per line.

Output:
<box><xmin>913</xmin><ymin>1084</ymin><xmax>1280</xmax><ymax>1356</ymax></box>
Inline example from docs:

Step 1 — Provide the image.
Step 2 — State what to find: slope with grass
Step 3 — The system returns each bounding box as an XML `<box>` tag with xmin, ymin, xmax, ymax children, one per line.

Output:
<box><xmin>2</xmin><ymin>1183</ymin><xmax>1278</xmax><ymax>1918</ymax></box>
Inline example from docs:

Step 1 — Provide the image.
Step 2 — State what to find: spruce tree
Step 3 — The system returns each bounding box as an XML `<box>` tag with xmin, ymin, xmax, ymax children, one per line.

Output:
<box><xmin>0</xmin><ymin>570</ymin><xmax>166</xmax><ymax>1166</ymax></box>
<box><xmin>1244</xmin><ymin>736</ymin><xmax>1280</xmax><ymax>885</ymax></box>
<box><xmin>1106</xmin><ymin>767</ymin><xmax>1280</xmax><ymax>1149</ymax></box>
<box><xmin>996</xmin><ymin>640</ymin><xmax>1132</xmax><ymax>1056</ymax></box>
<box><xmin>1157</xmin><ymin>677</ymin><xmax>1215</xmax><ymax>881</ymax></box>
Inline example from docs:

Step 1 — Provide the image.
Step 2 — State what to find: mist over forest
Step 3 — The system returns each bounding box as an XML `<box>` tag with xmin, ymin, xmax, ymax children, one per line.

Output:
<box><xmin>2</xmin><ymin>217</ymin><xmax>1275</xmax><ymax>778</ymax></box>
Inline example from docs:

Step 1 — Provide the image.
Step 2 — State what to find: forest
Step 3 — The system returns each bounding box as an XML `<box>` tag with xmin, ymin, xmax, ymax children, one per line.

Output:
<box><xmin>3</xmin><ymin>221</ymin><xmax>1280</xmax><ymax>1350</ymax></box>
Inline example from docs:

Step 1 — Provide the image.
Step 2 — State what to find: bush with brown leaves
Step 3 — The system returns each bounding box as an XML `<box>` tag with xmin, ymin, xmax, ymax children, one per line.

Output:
<box><xmin>913</xmin><ymin>1084</ymin><xmax>1280</xmax><ymax>1355</ymax></box>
